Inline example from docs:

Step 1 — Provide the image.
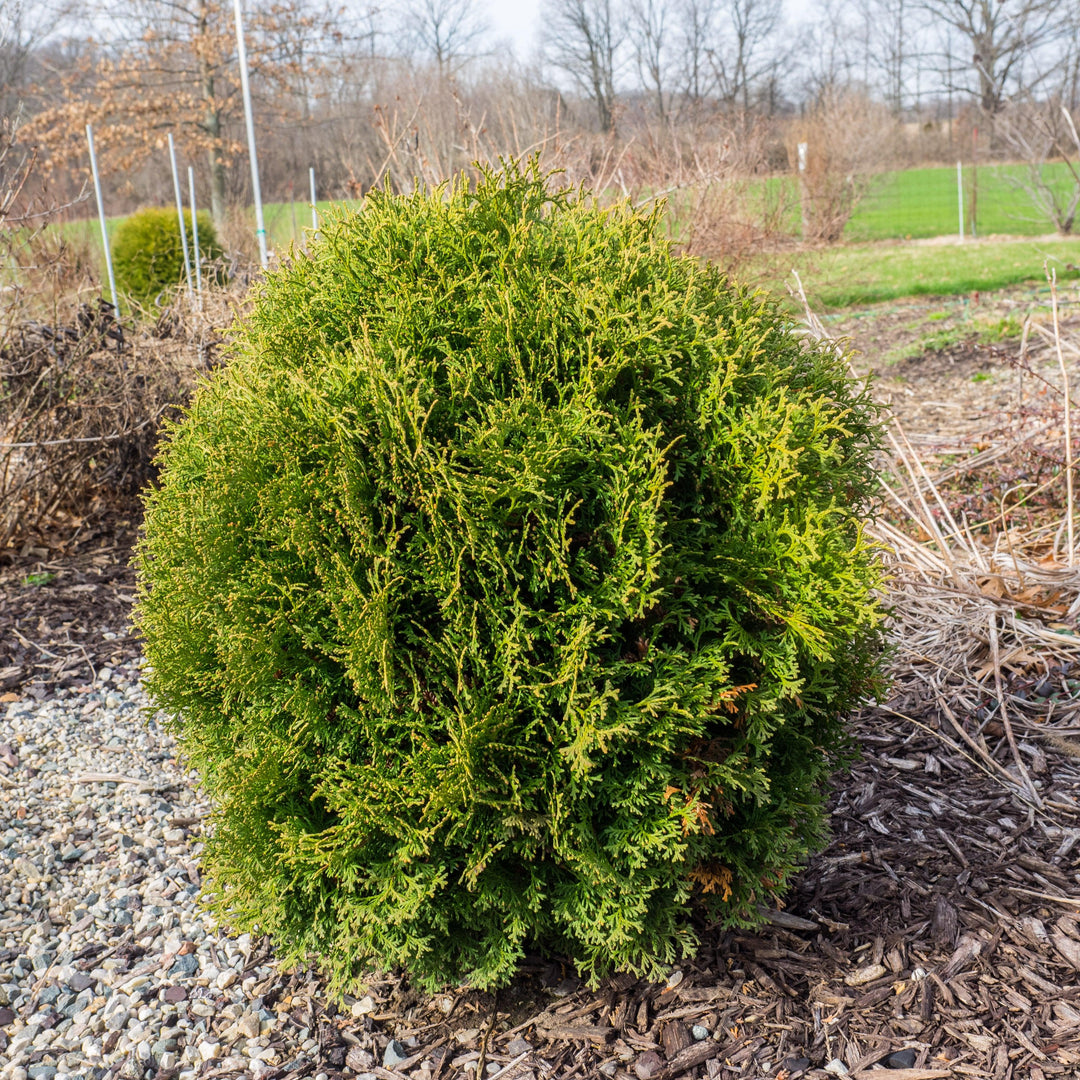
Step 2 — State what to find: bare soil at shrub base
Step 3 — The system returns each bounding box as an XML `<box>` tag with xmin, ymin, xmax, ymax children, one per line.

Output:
<box><xmin>3</xmin><ymin>285</ymin><xmax>1080</xmax><ymax>1080</ymax></box>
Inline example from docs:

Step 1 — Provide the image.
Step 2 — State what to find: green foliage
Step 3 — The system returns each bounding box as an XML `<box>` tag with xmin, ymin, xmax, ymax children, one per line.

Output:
<box><xmin>112</xmin><ymin>206</ymin><xmax>225</xmax><ymax>306</ymax></box>
<box><xmin>977</xmin><ymin>316</ymin><xmax>1023</xmax><ymax>343</ymax></box>
<box><xmin>136</xmin><ymin>161</ymin><xmax>887</xmax><ymax>993</ymax></box>
<box><xmin>917</xmin><ymin>326</ymin><xmax>965</xmax><ymax>353</ymax></box>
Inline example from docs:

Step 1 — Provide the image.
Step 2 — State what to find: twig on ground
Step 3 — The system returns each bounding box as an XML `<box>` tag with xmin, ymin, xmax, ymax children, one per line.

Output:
<box><xmin>987</xmin><ymin>611</ymin><xmax>1042</xmax><ymax>807</ymax></box>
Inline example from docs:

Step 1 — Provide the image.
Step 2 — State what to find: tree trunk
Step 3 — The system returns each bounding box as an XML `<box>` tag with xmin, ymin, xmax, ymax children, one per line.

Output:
<box><xmin>197</xmin><ymin>2</ymin><xmax>227</xmax><ymax>229</ymax></box>
<box><xmin>200</xmin><ymin>82</ymin><xmax>228</xmax><ymax>229</ymax></box>
<box><xmin>206</xmin><ymin>134</ymin><xmax>228</xmax><ymax>230</ymax></box>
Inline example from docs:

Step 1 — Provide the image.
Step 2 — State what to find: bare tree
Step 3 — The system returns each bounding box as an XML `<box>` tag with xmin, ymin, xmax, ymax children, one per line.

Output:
<box><xmin>920</xmin><ymin>0</ymin><xmax>1061</xmax><ymax>115</ymax></box>
<box><xmin>671</xmin><ymin>0</ymin><xmax>719</xmax><ymax>117</ymax></box>
<box><xmin>401</xmin><ymin>0</ymin><xmax>489</xmax><ymax>78</ymax></box>
<box><xmin>849</xmin><ymin>0</ymin><xmax>912</xmax><ymax>112</ymax></box>
<box><xmin>544</xmin><ymin>0</ymin><xmax>624</xmax><ymax>134</ymax></box>
<box><xmin>0</xmin><ymin>0</ymin><xmax>79</xmax><ymax>121</ymax></box>
<box><xmin>998</xmin><ymin>100</ymin><xmax>1080</xmax><ymax>233</ymax></box>
<box><xmin>708</xmin><ymin>0</ymin><xmax>783</xmax><ymax>112</ymax></box>
<box><xmin>796</xmin><ymin>0</ymin><xmax>865</xmax><ymax>101</ymax></box>
<box><xmin>995</xmin><ymin>17</ymin><xmax>1080</xmax><ymax>235</ymax></box>
<box><xmin>627</xmin><ymin>0</ymin><xmax>668</xmax><ymax>122</ymax></box>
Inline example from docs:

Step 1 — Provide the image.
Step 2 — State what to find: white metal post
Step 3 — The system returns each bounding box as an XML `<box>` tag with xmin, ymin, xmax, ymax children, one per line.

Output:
<box><xmin>85</xmin><ymin>124</ymin><xmax>118</xmax><ymax>309</ymax></box>
<box><xmin>167</xmin><ymin>133</ymin><xmax>194</xmax><ymax>302</ymax></box>
<box><xmin>233</xmin><ymin>0</ymin><xmax>268</xmax><ymax>267</ymax></box>
<box><xmin>797</xmin><ymin>141</ymin><xmax>809</xmax><ymax>239</ymax></box>
<box><xmin>188</xmin><ymin>166</ymin><xmax>203</xmax><ymax>306</ymax></box>
<box><xmin>309</xmin><ymin>166</ymin><xmax>318</xmax><ymax>233</ymax></box>
<box><xmin>957</xmin><ymin>160</ymin><xmax>964</xmax><ymax>242</ymax></box>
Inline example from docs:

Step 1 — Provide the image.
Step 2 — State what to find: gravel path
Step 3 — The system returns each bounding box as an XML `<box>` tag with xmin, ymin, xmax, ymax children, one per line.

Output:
<box><xmin>0</xmin><ymin>666</ymin><xmax>375</xmax><ymax>1080</ymax></box>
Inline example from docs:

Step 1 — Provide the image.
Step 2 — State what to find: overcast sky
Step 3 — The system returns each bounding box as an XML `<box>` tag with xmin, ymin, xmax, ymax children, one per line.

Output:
<box><xmin>482</xmin><ymin>0</ymin><xmax>542</xmax><ymax>61</ymax></box>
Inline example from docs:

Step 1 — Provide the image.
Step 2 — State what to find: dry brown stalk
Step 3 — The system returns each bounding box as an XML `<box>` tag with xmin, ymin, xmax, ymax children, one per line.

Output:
<box><xmin>790</xmin><ymin>271</ymin><xmax>1080</xmax><ymax>822</ymax></box>
<box><xmin>987</xmin><ymin>611</ymin><xmax>1042</xmax><ymax>806</ymax></box>
<box><xmin>0</xmin><ymin>288</ymin><xmax>228</xmax><ymax>544</ymax></box>
<box><xmin>1049</xmin><ymin>267</ymin><xmax>1075</xmax><ymax>566</ymax></box>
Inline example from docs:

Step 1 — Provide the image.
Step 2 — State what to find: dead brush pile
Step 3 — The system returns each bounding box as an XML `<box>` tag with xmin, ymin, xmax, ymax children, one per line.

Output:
<box><xmin>0</xmin><ymin>111</ymin><xmax>227</xmax><ymax>547</ymax></box>
<box><xmin>797</xmin><ymin>275</ymin><xmax>1080</xmax><ymax>825</ymax></box>
<box><xmin>0</xmin><ymin>296</ymin><xmax>222</xmax><ymax>546</ymax></box>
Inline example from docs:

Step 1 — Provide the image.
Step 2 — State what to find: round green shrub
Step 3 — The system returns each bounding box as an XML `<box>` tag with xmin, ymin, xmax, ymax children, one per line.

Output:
<box><xmin>112</xmin><ymin>206</ymin><xmax>225</xmax><ymax>306</ymax></box>
<box><xmin>136</xmin><ymin>161</ymin><xmax>886</xmax><ymax>993</ymax></box>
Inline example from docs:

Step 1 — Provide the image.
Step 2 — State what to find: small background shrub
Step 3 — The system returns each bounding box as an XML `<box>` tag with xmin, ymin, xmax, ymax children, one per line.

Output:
<box><xmin>136</xmin><ymin>162</ymin><xmax>886</xmax><ymax>992</ymax></box>
<box><xmin>112</xmin><ymin>206</ymin><xmax>225</xmax><ymax>307</ymax></box>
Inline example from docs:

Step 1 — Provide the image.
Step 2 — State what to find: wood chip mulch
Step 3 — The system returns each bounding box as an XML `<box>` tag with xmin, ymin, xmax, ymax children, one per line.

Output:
<box><xmin>270</xmin><ymin>700</ymin><xmax>1079</xmax><ymax>1080</ymax></box>
<box><xmin>2</xmin><ymin>523</ymin><xmax>1079</xmax><ymax>1080</ymax></box>
<box><xmin>0</xmin><ymin>511</ymin><xmax>141</xmax><ymax>703</ymax></box>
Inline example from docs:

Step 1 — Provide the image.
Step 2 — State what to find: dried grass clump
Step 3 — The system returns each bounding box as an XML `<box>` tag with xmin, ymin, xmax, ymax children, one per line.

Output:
<box><xmin>794</xmin><ymin>272</ymin><xmax>1080</xmax><ymax>824</ymax></box>
<box><xmin>358</xmin><ymin>88</ymin><xmax>795</xmax><ymax>280</ymax></box>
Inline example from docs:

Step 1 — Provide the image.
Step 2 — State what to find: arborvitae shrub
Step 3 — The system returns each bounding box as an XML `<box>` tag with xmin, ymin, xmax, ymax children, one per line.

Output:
<box><xmin>136</xmin><ymin>161</ymin><xmax>886</xmax><ymax>993</ymax></box>
<box><xmin>112</xmin><ymin>206</ymin><xmax>225</xmax><ymax>306</ymax></box>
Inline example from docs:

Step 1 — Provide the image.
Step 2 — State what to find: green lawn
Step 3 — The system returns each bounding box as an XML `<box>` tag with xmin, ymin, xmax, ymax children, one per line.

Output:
<box><xmin>259</xmin><ymin>198</ymin><xmax>362</xmax><ymax>249</ymax></box>
<box><xmin>764</xmin><ymin>235</ymin><xmax>1080</xmax><ymax>309</ymax></box>
<box><xmin>848</xmin><ymin>162</ymin><xmax>1078</xmax><ymax>241</ymax></box>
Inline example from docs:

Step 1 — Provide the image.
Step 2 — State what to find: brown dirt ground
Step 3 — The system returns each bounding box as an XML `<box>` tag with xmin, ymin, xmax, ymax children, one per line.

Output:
<box><xmin>2</xmin><ymin>288</ymin><xmax>1080</xmax><ymax>1080</ymax></box>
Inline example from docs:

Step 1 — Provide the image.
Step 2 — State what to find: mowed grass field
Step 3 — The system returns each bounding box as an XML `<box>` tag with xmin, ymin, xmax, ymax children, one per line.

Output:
<box><xmin>45</xmin><ymin>163</ymin><xmax>1080</xmax><ymax>312</ymax></box>
<box><xmin>59</xmin><ymin>198</ymin><xmax>342</xmax><ymax>254</ymax></box>
<box><xmin>848</xmin><ymin>161</ymin><xmax>1079</xmax><ymax>241</ymax></box>
<box><xmin>768</xmin><ymin>235</ymin><xmax>1080</xmax><ymax>309</ymax></box>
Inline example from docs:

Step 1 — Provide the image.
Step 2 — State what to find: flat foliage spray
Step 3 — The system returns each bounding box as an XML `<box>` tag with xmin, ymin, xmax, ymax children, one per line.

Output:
<box><xmin>136</xmin><ymin>161</ymin><xmax>886</xmax><ymax>991</ymax></box>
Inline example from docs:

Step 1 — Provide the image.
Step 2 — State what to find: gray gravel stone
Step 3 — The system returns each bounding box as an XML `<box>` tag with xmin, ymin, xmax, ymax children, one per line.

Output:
<box><xmin>30</xmin><ymin>952</ymin><xmax>54</xmax><ymax>973</ymax></box>
<box><xmin>383</xmin><ymin>1039</ymin><xmax>408</xmax><ymax>1067</ymax></box>
<box><xmin>0</xmin><ymin>668</ymin><xmax>340</xmax><ymax>1080</ymax></box>
<box><xmin>168</xmin><ymin>955</ymin><xmax>199</xmax><ymax>978</ymax></box>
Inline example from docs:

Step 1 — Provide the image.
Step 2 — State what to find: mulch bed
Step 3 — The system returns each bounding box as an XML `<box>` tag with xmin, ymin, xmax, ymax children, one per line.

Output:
<box><xmin>3</xmin><ymin>516</ymin><xmax>1079</xmax><ymax>1080</ymax></box>
<box><xmin>0</xmin><ymin>510</ymin><xmax>141</xmax><ymax>701</ymax></box>
<box><xmin>230</xmin><ymin>702</ymin><xmax>1080</xmax><ymax>1080</ymax></box>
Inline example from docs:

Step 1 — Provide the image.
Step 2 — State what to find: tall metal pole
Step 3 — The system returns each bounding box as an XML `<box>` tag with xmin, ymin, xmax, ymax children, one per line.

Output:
<box><xmin>233</xmin><ymin>0</ymin><xmax>268</xmax><ymax>267</ymax></box>
<box><xmin>167</xmin><ymin>133</ymin><xmax>194</xmax><ymax>302</ymax></box>
<box><xmin>309</xmin><ymin>166</ymin><xmax>318</xmax><ymax>233</ymax></box>
<box><xmin>188</xmin><ymin>166</ymin><xmax>203</xmax><ymax>307</ymax></box>
<box><xmin>85</xmin><ymin>124</ymin><xmax>118</xmax><ymax>309</ymax></box>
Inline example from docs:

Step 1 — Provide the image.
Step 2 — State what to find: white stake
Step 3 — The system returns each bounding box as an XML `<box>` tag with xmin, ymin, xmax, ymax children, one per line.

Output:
<box><xmin>957</xmin><ymin>160</ymin><xmax>964</xmax><ymax>242</ymax></box>
<box><xmin>233</xmin><ymin>0</ymin><xmax>268</xmax><ymax>268</ymax></box>
<box><xmin>309</xmin><ymin>166</ymin><xmax>318</xmax><ymax>233</ymax></box>
<box><xmin>167</xmin><ymin>133</ymin><xmax>194</xmax><ymax>303</ymax></box>
<box><xmin>85</xmin><ymin>123</ymin><xmax>117</xmax><ymax>310</ymax></box>
<box><xmin>188</xmin><ymin>166</ymin><xmax>203</xmax><ymax>307</ymax></box>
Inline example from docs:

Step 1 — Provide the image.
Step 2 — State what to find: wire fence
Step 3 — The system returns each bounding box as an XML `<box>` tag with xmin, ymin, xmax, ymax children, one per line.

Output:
<box><xmin>848</xmin><ymin>161</ymin><xmax>1079</xmax><ymax>242</ymax></box>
